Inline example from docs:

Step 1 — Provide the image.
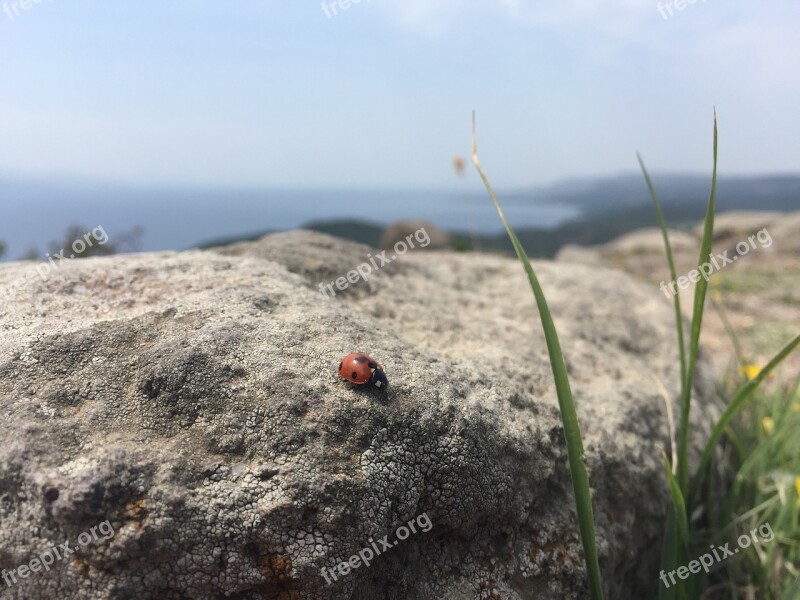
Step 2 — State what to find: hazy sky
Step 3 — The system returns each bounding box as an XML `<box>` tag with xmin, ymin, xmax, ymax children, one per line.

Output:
<box><xmin>1</xmin><ymin>1</ymin><xmax>798</xmax><ymax>189</ymax></box>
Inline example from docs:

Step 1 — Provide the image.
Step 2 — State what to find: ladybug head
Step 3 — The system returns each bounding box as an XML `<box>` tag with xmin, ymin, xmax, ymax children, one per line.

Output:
<box><xmin>370</xmin><ymin>368</ymin><xmax>388</xmax><ymax>389</ymax></box>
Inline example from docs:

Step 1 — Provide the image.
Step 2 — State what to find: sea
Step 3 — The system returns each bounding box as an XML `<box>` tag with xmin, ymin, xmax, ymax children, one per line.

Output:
<box><xmin>0</xmin><ymin>186</ymin><xmax>580</xmax><ymax>261</ymax></box>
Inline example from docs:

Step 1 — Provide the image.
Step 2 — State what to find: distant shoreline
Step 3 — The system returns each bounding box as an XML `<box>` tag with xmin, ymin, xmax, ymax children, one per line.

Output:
<box><xmin>2</xmin><ymin>173</ymin><xmax>798</xmax><ymax>261</ymax></box>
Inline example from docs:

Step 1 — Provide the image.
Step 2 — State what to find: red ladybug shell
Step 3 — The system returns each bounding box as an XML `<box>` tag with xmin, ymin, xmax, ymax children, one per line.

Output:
<box><xmin>337</xmin><ymin>353</ymin><xmax>388</xmax><ymax>388</ymax></box>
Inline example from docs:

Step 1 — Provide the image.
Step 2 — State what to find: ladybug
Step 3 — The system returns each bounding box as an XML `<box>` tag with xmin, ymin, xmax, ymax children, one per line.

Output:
<box><xmin>337</xmin><ymin>352</ymin><xmax>388</xmax><ymax>389</ymax></box>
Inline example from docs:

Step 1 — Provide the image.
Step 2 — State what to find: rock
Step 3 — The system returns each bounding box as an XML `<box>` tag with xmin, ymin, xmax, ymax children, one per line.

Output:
<box><xmin>556</xmin><ymin>229</ymin><xmax>699</xmax><ymax>281</ymax></box>
<box><xmin>554</xmin><ymin>244</ymin><xmax>606</xmax><ymax>267</ymax></box>
<box><xmin>599</xmin><ymin>228</ymin><xmax>697</xmax><ymax>255</ymax></box>
<box><xmin>379</xmin><ymin>221</ymin><xmax>450</xmax><ymax>251</ymax></box>
<box><xmin>769</xmin><ymin>210</ymin><xmax>800</xmax><ymax>254</ymax></box>
<box><xmin>686</xmin><ymin>210</ymin><xmax>789</xmax><ymax>265</ymax></box>
<box><xmin>691</xmin><ymin>210</ymin><xmax>784</xmax><ymax>241</ymax></box>
<box><xmin>0</xmin><ymin>232</ymin><xmax>718</xmax><ymax>600</ymax></box>
<box><xmin>559</xmin><ymin>213</ymin><xmax>800</xmax><ymax>378</ymax></box>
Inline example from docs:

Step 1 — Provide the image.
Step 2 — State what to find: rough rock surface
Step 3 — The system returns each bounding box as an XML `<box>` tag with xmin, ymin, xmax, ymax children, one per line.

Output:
<box><xmin>0</xmin><ymin>231</ymin><xmax>718</xmax><ymax>600</ymax></box>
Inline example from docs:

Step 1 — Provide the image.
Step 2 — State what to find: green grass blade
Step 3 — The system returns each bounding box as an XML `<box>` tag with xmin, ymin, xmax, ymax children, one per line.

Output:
<box><xmin>709</xmin><ymin>292</ymin><xmax>746</xmax><ymax>370</ymax></box>
<box><xmin>659</xmin><ymin>509</ymin><xmax>679</xmax><ymax>600</ymax></box>
<box><xmin>677</xmin><ymin>110</ymin><xmax>718</xmax><ymax>494</ymax></box>
<box><xmin>688</xmin><ymin>332</ymin><xmax>800</xmax><ymax>506</ymax></box>
<box><xmin>665</xmin><ymin>455</ymin><xmax>693</xmax><ymax>599</ymax></box>
<box><xmin>661</xmin><ymin>452</ymin><xmax>692</xmax><ymax>599</ymax></box>
<box><xmin>637</xmin><ymin>153</ymin><xmax>687</xmax><ymax>390</ymax></box>
<box><xmin>472</xmin><ymin>114</ymin><xmax>604</xmax><ymax>600</ymax></box>
<box><xmin>787</xmin><ymin>576</ymin><xmax>800</xmax><ymax>599</ymax></box>
<box><xmin>662</xmin><ymin>453</ymin><xmax>691</xmax><ymax>551</ymax></box>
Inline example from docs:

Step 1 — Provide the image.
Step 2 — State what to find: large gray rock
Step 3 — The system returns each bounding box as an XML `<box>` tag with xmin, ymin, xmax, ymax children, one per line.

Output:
<box><xmin>0</xmin><ymin>231</ymin><xmax>718</xmax><ymax>600</ymax></box>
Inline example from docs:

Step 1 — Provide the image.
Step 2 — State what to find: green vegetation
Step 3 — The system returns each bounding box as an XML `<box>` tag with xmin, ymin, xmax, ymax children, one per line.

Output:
<box><xmin>710</xmin><ymin>375</ymin><xmax>800</xmax><ymax>598</ymax></box>
<box><xmin>48</xmin><ymin>224</ymin><xmax>143</xmax><ymax>259</ymax></box>
<box><xmin>473</xmin><ymin>112</ymin><xmax>799</xmax><ymax>599</ymax></box>
<box><xmin>472</xmin><ymin>114</ymin><xmax>605</xmax><ymax>600</ymax></box>
<box><xmin>641</xmin><ymin>114</ymin><xmax>798</xmax><ymax>600</ymax></box>
<box><xmin>713</xmin><ymin>270</ymin><xmax>784</xmax><ymax>295</ymax></box>
<box><xmin>0</xmin><ymin>225</ymin><xmax>143</xmax><ymax>262</ymax></box>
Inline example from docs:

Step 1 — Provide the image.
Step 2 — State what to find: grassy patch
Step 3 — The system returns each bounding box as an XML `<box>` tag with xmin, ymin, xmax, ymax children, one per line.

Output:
<box><xmin>473</xmin><ymin>112</ymin><xmax>799</xmax><ymax>599</ymax></box>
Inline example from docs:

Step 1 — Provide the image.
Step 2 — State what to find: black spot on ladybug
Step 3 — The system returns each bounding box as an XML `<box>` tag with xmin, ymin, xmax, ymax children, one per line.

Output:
<box><xmin>338</xmin><ymin>362</ymin><xmax>343</xmax><ymax>371</ymax></box>
<box><xmin>351</xmin><ymin>371</ymin><xmax>358</xmax><ymax>379</ymax></box>
<box><xmin>367</xmin><ymin>361</ymin><xmax>377</xmax><ymax>369</ymax></box>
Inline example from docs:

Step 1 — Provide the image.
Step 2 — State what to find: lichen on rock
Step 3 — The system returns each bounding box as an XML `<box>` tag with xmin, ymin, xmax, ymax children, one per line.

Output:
<box><xmin>0</xmin><ymin>231</ymin><xmax>718</xmax><ymax>599</ymax></box>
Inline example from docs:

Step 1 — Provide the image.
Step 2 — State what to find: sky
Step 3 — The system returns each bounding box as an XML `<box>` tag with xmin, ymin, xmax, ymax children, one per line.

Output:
<box><xmin>0</xmin><ymin>0</ymin><xmax>798</xmax><ymax>190</ymax></box>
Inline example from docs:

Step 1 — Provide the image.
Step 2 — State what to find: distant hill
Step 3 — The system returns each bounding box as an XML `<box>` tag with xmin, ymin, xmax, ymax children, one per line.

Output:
<box><xmin>500</xmin><ymin>173</ymin><xmax>800</xmax><ymax>215</ymax></box>
<box><xmin>455</xmin><ymin>173</ymin><xmax>800</xmax><ymax>256</ymax></box>
<box><xmin>464</xmin><ymin>202</ymin><xmax>710</xmax><ymax>257</ymax></box>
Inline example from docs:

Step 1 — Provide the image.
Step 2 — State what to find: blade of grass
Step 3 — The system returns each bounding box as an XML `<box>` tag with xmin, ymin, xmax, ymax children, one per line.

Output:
<box><xmin>637</xmin><ymin>154</ymin><xmax>687</xmax><ymax>393</ymax></box>
<box><xmin>659</xmin><ymin>509</ymin><xmax>679</xmax><ymax>600</ymax></box>
<box><xmin>471</xmin><ymin>113</ymin><xmax>604</xmax><ymax>600</ymax></box>
<box><xmin>653</xmin><ymin>375</ymin><xmax>679</xmax><ymax>469</ymax></box>
<box><xmin>661</xmin><ymin>452</ymin><xmax>692</xmax><ymax>599</ymax></box>
<box><xmin>709</xmin><ymin>292</ymin><xmax>746</xmax><ymax>371</ymax></box>
<box><xmin>787</xmin><ymin>576</ymin><xmax>800</xmax><ymax>600</ymax></box>
<box><xmin>663</xmin><ymin>452</ymin><xmax>691</xmax><ymax>550</ymax></box>
<box><xmin>688</xmin><ymin>332</ymin><xmax>800</xmax><ymax>507</ymax></box>
<box><xmin>641</xmin><ymin>121</ymin><xmax>715</xmax><ymax>600</ymax></box>
<box><xmin>677</xmin><ymin>109</ymin><xmax>718</xmax><ymax>495</ymax></box>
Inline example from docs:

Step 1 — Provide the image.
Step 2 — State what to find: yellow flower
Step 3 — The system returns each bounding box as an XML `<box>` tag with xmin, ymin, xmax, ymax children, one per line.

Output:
<box><xmin>740</xmin><ymin>363</ymin><xmax>762</xmax><ymax>381</ymax></box>
<box><xmin>761</xmin><ymin>417</ymin><xmax>775</xmax><ymax>435</ymax></box>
